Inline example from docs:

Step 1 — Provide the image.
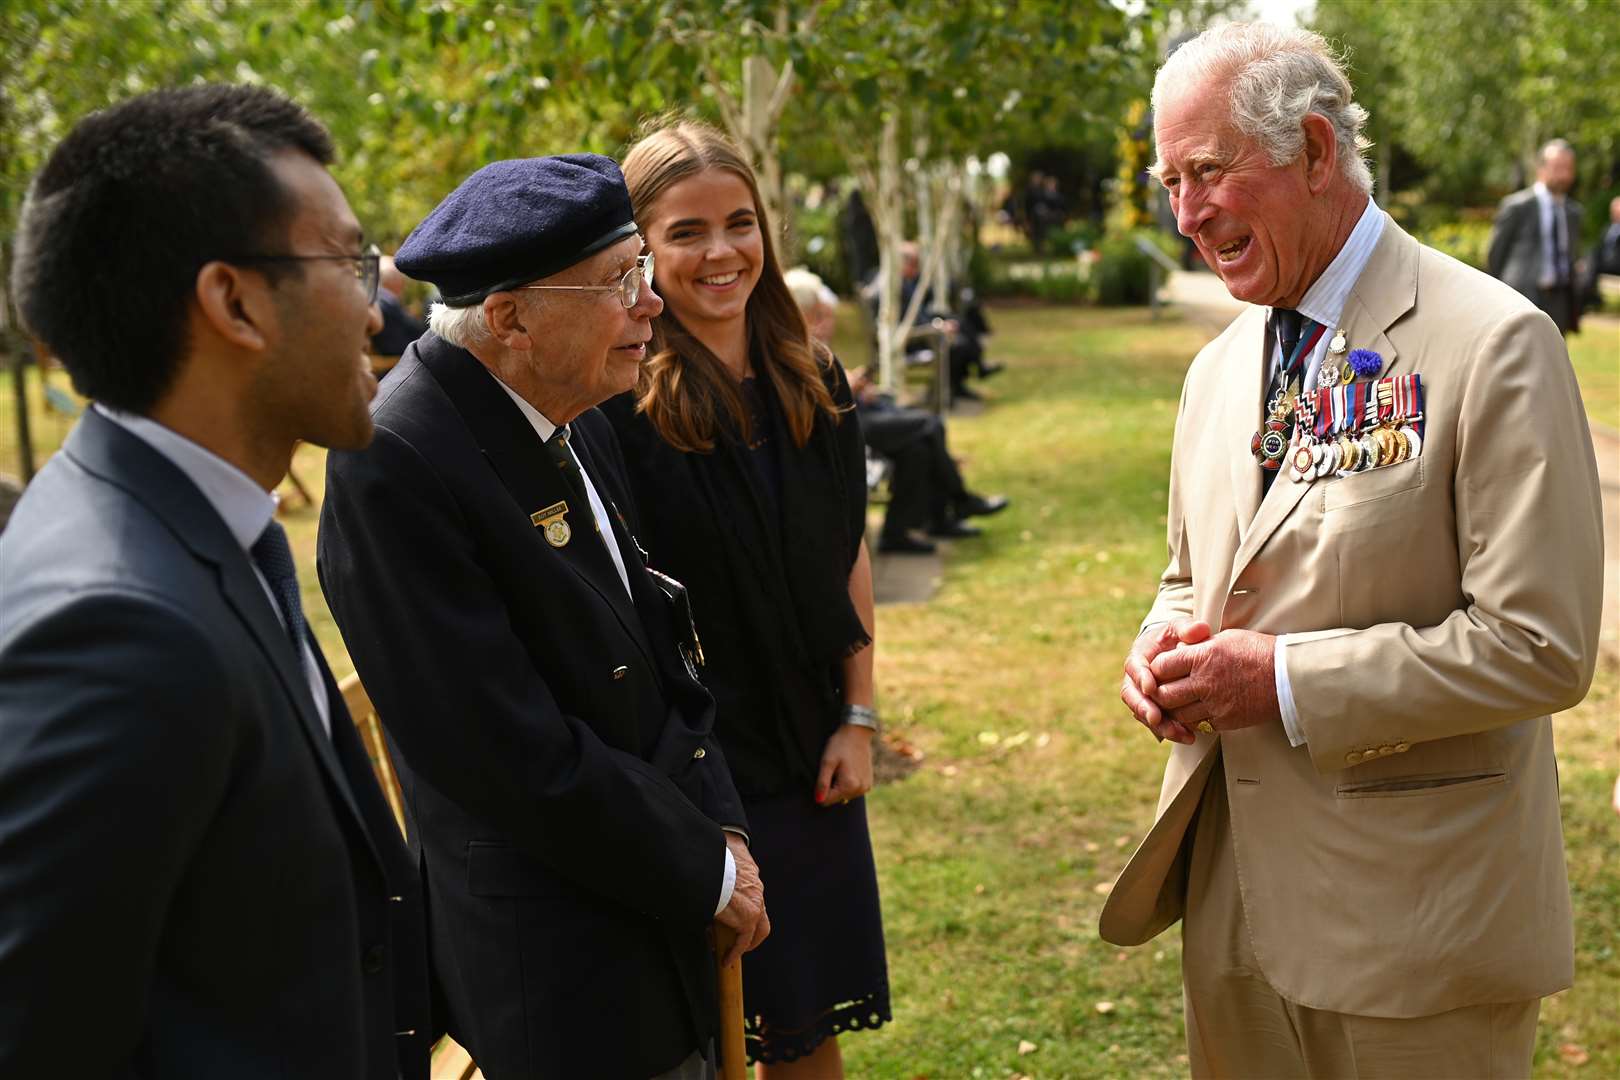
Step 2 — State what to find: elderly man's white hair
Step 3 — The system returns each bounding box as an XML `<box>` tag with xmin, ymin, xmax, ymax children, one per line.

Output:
<box><xmin>1152</xmin><ymin>22</ymin><xmax>1374</xmax><ymax>195</ymax></box>
<box><xmin>783</xmin><ymin>267</ymin><xmax>829</xmax><ymax>316</ymax></box>
<box><xmin>427</xmin><ymin>300</ymin><xmax>493</xmax><ymax>350</ymax></box>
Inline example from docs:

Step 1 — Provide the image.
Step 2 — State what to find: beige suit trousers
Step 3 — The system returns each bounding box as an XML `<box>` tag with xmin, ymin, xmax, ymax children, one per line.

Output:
<box><xmin>1181</xmin><ymin>757</ymin><xmax>1540</xmax><ymax>1080</ymax></box>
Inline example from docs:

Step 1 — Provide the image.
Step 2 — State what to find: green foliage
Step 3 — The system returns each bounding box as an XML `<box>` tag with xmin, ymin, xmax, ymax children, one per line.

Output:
<box><xmin>1092</xmin><ymin>231</ymin><xmax>1162</xmax><ymax>307</ymax></box>
<box><xmin>1312</xmin><ymin>0</ymin><xmax>1620</xmax><ymax>210</ymax></box>
<box><xmin>1414</xmin><ymin>220</ymin><xmax>1494</xmax><ymax>271</ymax></box>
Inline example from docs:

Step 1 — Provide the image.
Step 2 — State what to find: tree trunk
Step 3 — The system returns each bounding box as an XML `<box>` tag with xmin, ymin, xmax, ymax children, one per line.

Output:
<box><xmin>0</xmin><ymin>236</ymin><xmax>36</xmax><ymax>484</ymax></box>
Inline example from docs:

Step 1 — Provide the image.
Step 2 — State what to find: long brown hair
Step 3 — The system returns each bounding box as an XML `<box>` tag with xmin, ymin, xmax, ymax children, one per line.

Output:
<box><xmin>622</xmin><ymin>119</ymin><xmax>841</xmax><ymax>453</ymax></box>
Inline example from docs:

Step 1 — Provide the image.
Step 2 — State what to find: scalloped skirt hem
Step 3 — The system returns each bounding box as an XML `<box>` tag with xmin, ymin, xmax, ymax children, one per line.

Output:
<box><xmin>745</xmin><ymin>987</ymin><xmax>894</xmax><ymax>1065</ymax></box>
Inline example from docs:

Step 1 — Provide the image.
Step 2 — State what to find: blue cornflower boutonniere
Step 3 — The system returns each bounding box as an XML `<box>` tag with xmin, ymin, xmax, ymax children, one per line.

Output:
<box><xmin>1348</xmin><ymin>348</ymin><xmax>1382</xmax><ymax>378</ymax></box>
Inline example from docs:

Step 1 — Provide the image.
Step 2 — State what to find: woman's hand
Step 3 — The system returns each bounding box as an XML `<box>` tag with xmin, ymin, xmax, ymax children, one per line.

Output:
<box><xmin>815</xmin><ymin>723</ymin><xmax>875</xmax><ymax>806</ymax></box>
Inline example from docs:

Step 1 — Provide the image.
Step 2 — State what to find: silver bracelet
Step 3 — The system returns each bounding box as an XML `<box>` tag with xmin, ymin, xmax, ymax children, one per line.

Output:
<box><xmin>841</xmin><ymin>703</ymin><xmax>880</xmax><ymax>732</ymax></box>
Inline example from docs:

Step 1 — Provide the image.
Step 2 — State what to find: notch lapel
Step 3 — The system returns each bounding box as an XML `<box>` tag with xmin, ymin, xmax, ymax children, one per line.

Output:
<box><xmin>414</xmin><ymin>337</ymin><xmax>658</xmax><ymax>673</ymax></box>
<box><xmin>1228</xmin><ymin>307</ymin><xmax>1269</xmax><ymax>536</ymax></box>
<box><xmin>66</xmin><ymin>411</ymin><xmax>377</xmax><ymax>863</ymax></box>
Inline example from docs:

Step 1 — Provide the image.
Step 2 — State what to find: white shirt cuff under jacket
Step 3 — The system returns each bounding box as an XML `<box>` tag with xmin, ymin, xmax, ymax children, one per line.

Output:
<box><xmin>1275</xmin><ymin>635</ymin><xmax>1306</xmax><ymax>747</ymax></box>
<box><xmin>716</xmin><ymin>846</ymin><xmax>737</xmax><ymax>916</ymax></box>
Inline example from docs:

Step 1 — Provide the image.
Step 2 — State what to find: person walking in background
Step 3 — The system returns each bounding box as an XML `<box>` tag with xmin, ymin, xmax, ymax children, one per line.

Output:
<box><xmin>608</xmin><ymin>120</ymin><xmax>891</xmax><ymax>1077</ymax></box>
<box><xmin>1489</xmin><ymin>138</ymin><xmax>1585</xmax><ymax>335</ymax></box>
<box><xmin>785</xmin><ymin>267</ymin><xmax>1009</xmax><ymax>555</ymax></box>
<box><xmin>319</xmin><ymin>154</ymin><xmax>766</xmax><ymax>1080</ymax></box>
<box><xmin>1107</xmin><ymin>23</ymin><xmax>1601</xmax><ymax>1077</ymax></box>
<box><xmin>0</xmin><ymin>84</ymin><xmax>431</xmax><ymax>1078</ymax></box>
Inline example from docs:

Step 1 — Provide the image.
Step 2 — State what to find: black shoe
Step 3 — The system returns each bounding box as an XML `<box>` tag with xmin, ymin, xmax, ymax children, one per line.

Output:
<box><xmin>977</xmin><ymin>360</ymin><xmax>1006</xmax><ymax>378</ymax></box>
<box><xmin>878</xmin><ymin>533</ymin><xmax>937</xmax><ymax>555</ymax></box>
<box><xmin>952</xmin><ymin>385</ymin><xmax>982</xmax><ymax>402</ymax></box>
<box><xmin>957</xmin><ymin>493</ymin><xmax>1009</xmax><ymax>518</ymax></box>
<box><xmin>927</xmin><ymin>519</ymin><xmax>982</xmax><ymax>539</ymax></box>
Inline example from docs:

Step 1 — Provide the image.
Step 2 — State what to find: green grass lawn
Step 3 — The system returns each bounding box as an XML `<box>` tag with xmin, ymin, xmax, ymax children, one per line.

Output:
<box><xmin>11</xmin><ymin>304</ymin><xmax>1617</xmax><ymax>1076</ymax></box>
<box><xmin>1569</xmin><ymin>316</ymin><xmax>1619</xmax><ymax>432</ymax></box>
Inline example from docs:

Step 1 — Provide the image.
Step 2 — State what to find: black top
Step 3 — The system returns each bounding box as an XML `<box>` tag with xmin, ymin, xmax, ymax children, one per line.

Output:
<box><xmin>602</xmin><ymin>353</ymin><xmax>869</xmax><ymax>798</ymax></box>
<box><xmin>739</xmin><ymin>376</ymin><xmax>784</xmax><ymax>514</ymax></box>
<box><xmin>0</xmin><ymin>410</ymin><xmax>431</xmax><ymax>1079</ymax></box>
<box><xmin>319</xmin><ymin>333</ymin><xmax>747</xmax><ymax>1079</ymax></box>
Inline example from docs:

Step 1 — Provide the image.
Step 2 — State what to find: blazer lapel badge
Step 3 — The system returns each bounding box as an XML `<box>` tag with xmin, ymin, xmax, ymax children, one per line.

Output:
<box><xmin>531</xmin><ymin>499</ymin><xmax>572</xmax><ymax>548</ymax></box>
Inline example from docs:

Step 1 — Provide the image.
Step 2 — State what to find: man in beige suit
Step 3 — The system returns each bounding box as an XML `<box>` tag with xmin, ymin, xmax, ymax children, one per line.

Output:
<box><xmin>1104</xmin><ymin>23</ymin><xmax>1604</xmax><ymax>1078</ymax></box>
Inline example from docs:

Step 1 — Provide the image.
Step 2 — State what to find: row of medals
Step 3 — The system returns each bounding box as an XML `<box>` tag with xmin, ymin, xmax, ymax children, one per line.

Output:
<box><xmin>1252</xmin><ymin>330</ymin><xmax>1423</xmax><ymax>484</ymax></box>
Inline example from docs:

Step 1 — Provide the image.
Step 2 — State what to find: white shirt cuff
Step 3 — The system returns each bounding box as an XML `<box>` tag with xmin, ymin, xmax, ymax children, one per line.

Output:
<box><xmin>1275</xmin><ymin>634</ymin><xmax>1306</xmax><ymax>747</ymax></box>
<box><xmin>715</xmin><ymin>845</ymin><xmax>737</xmax><ymax>916</ymax></box>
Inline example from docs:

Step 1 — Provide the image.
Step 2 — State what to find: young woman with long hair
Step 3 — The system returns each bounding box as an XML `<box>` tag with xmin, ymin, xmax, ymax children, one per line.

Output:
<box><xmin>603</xmin><ymin>119</ymin><xmax>890</xmax><ymax>1077</ymax></box>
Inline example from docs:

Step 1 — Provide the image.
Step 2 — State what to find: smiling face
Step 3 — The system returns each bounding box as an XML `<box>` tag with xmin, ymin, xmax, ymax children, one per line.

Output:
<box><xmin>502</xmin><ymin>234</ymin><xmax>663</xmax><ymax>420</ymax></box>
<box><xmin>639</xmin><ymin>168</ymin><xmax>763</xmax><ymax>336</ymax></box>
<box><xmin>1153</xmin><ymin>83</ymin><xmax>1320</xmax><ymax>308</ymax></box>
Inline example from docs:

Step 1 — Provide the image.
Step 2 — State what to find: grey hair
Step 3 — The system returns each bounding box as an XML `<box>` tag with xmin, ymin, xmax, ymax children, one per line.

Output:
<box><xmin>427</xmin><ymin>300</ymin><xmax>492</xmax><ymax>350</ymax></box>
<box><xmin>1153</xmin><ymin>22</ymin><xmax>1374</xmax><ymax>195</ymax></box>
<box><xmin>1539</xmin><ymin>138</ymin><xmax>1574</xmax><ymax>163</ymax></box>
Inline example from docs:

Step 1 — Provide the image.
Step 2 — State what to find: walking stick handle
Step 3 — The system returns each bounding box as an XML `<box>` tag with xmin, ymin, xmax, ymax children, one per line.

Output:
<box><xmin>712</xmin><ymin>924</ymin><xmax>747</xmax><ymax>1080</ymax></box>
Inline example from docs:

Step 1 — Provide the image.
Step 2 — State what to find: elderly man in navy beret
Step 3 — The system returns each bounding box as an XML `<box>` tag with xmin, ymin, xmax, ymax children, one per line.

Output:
<box><xmin>317</xmin><ymin>154</ymin><xmax>767</xmax><ymax>1080</ymax></box>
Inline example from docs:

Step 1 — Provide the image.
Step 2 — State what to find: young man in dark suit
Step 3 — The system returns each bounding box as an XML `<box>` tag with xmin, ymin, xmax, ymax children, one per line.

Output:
<box><xmin>0</xmin><ymin>85</ymin><xmax>431</xmax><ymax>1078</ymax></box>
<box><xmin>317</xmin><ymin>155</ymin><xmax>768</xmax><ymax>1079</ymax></box>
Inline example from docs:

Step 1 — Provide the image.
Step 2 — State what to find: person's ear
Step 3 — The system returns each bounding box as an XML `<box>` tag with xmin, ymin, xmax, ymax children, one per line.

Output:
<box><xmin>1301</xmin><ymin>112</ymin><xmax>1339</xmax><ymax>196</ymax></box>
<box><xmin>194</xmin><ymin>261</ymin><xmax>277</xmax><ymax>352</ymax></box>
<box><xmin>484</xmin><ymin>292</ymin><xmax>535</xmax><ymax>352</ymax></box>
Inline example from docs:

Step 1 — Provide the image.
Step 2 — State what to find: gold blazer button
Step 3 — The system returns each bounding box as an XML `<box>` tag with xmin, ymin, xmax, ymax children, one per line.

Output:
<box><xmin>693</xmin><ymin>747</ymin><xmax>707</xmax><ymax>760</ymax></box>
<box><xmin>1394</xmin><ymin>742</ymin><xmax>1410</xmax><ymax>753</ymax></box>
<box><xmin>1345</xmin><ymin>751</ymin><xmax>1363</xmax><ymax>765</ymax></box>
<box><xmin>611</xmin><ymin>665</ymin><xmax>629</xmax><ymax>680</ymax></box>
<box><xmin>1378</xmin><ymin>745</ymin><xmax>1396</xmax><ymax>757</ymax></box>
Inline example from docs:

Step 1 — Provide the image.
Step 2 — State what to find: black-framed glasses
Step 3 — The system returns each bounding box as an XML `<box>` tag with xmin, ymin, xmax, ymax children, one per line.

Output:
<box><xmin>225</xmin><ymin>243</ymin><xmax>382</xmax><ymax>302</ymax></box>
<box><xmin>522</xmin><ymin>253</ymin><xmax>654</xmax><ymax>311</ymax></box>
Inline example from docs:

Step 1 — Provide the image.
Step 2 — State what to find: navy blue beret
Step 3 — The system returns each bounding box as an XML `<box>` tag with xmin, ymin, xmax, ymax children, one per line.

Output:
<box><xmin>395</xmin><ymin>153</ymin><xmax>638</xmax><ymax>307</ymax></box>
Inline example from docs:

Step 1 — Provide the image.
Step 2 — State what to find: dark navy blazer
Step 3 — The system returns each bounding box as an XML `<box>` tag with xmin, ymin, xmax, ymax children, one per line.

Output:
<box><xmin>0</xmin><ymin>409</ymin><xmax>431</xmax><ymax>1078</ymax></box>
<box><xmin>319</xmin><ymin>333</ymin><xmax>747</xmax><ymax>1079</ymax></box>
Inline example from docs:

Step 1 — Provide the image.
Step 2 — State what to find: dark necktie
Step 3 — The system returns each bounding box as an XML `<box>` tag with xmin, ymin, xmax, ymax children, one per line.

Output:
<box><xmin>1261</xmin><ymin>308</ymin><xmax>1305</xmax><ymax>496</ymax></box>
<box><xmin>542</xmin><ymin>426</ymin><xmax>591</xmax><ymax>509</ymax></box>
<box><xmin>1551</xmin><ymin>202</ymin><xmax>1567</xmax><ymax>284</ymax></box>
<box><xmin>251</xmin><ymin>519</ymin><xmax>310</xmax><ymax>660</ymax></box>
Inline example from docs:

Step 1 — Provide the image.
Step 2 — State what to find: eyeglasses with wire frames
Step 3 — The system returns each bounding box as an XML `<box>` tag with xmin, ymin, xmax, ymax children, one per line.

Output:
<box><xmin>521</xmin><ymin>253</ymin><xmax>654</xmax><ymax>311</ymax></box>
<box><xmin>224</xmin><ymin>243</ymin><xmax>383</xmax><ymax>302</ymax></box>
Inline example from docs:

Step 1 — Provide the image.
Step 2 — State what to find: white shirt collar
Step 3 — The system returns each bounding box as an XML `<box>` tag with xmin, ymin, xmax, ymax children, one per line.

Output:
<box><xmin>1533</xmin><ymin>180</ymin><xmax>1559</xmax><ymax>204</ymax></box>
<box><xmin>1286</xmin><ymin>197</ymin><xmax>1387</xmax><ymax>333</ymax></box>
<box><xmin>93</xmin><ymin>404</ymin><xmax>276</xmax><ymax>553</ymax></box>
<box><xmin>492</xmin><ymin>379</ymin><xmax>561</xmax><ymax>442</ymax></box>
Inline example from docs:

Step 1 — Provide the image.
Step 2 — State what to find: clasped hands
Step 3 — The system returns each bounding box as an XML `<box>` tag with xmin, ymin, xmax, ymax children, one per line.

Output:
<box><xmin>1119</xmin><ymin>618</ymin><xmax>1280</xmax><ymax>744</ymax></box>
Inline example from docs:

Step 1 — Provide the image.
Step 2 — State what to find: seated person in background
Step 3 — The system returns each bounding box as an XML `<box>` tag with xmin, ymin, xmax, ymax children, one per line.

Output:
<box><xmin>1583</xmin><ymin>195</ymin><xmax>1620</xmax><ymax>312</ymax></box>
<box><xmin>787</xmin><ymin>269</ymin><xmax>1008</xmax><ymax>555</ymax></box>
<box><xmin>897</xmin><ymin>241</ymin><xmax>1003</xmax><ymax>402</ymax></box>
<box><xmin>368</xmin><ymin>254</ymin><xmax>426</xmax><ymax>358</ymax></box>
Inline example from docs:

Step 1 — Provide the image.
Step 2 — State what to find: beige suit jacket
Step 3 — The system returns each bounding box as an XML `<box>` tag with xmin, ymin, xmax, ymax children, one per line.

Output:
<box><xmin>1099</xmin><ymin>216</ymin><xmax>1603</xmax><ymax>1018</ymax></box>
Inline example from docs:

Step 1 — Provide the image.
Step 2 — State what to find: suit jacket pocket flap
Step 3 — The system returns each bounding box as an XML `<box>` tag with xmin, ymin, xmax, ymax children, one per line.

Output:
<box><xmin>1321</xmin><ymin>457</ymin><xmax>1425</xmax><ymax>513</ymax></box>
<box><xmin>466</xmin><ymin>841</ymin><xmax>564</xmax><ymax>898</ymax></box>
<box><xmin>1336</xmin><ymin>768</ymin><xmax>1505</xmax><ymax>798</ymax></box>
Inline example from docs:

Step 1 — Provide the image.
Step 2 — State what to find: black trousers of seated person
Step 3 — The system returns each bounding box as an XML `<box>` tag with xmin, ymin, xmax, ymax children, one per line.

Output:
<box><xmin>906</xmin><ymin>331</ymin><xmax>983</xmax><ymax>399</ymax></box>
<box><xmin>862</xmin><ymin>404</ymin><xmax>967</xmax><ymax>539</ymax></box>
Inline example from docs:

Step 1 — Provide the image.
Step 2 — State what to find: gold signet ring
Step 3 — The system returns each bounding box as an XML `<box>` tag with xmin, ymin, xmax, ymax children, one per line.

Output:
<box><xmin>1196</xmin><ymin>721</ymin><xmax>1216</xmax><ymax>734</ymax></box>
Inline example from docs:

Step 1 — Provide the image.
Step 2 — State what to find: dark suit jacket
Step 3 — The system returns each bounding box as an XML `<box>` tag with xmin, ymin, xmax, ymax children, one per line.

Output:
<box><xmin>0</xmin><ymin>409</ymin><xmax>431</xmax><ymax>1079</ymax></box>
<box><xmin>318</xmin><ymin>333</ymin><xmax>747</xmax><ymax>1079</ymax></box>
<box><xmin>372</xmin><ymin>290</ymin><xmax>427</xmax><ymax>358</ymax></box>
<box><xmin>1488</xmin><ymin>186</ymin><xmax>1584</xmax><ymax>332</ymax></box>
